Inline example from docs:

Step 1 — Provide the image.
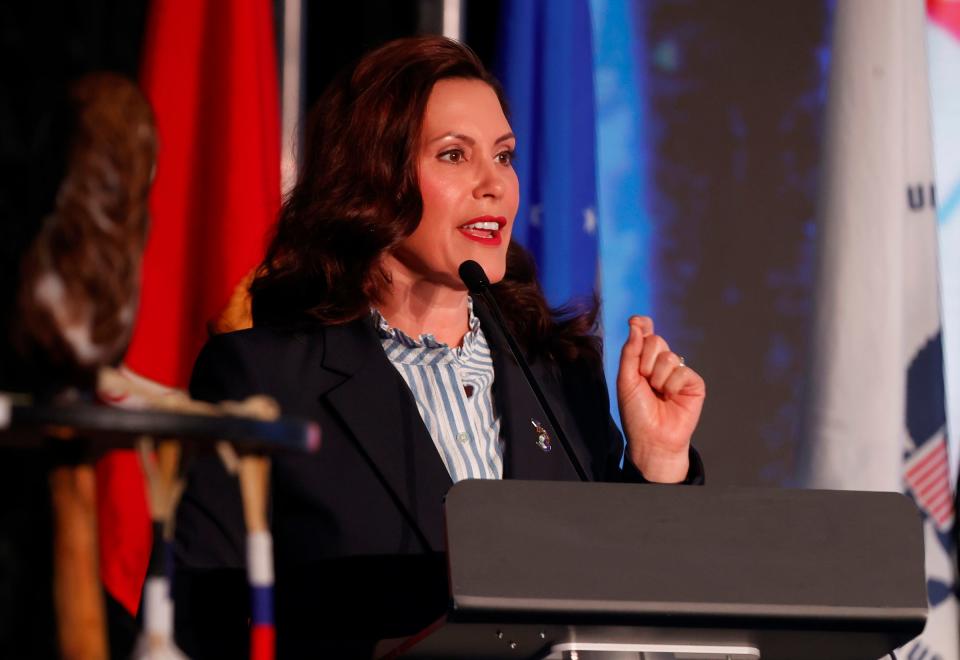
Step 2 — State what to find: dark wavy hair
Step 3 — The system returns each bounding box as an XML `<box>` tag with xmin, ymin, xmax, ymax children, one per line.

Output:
<box><xmin>251</xmin><ymin>36</ymin><xmax>599</xmax><ymax>362</ymax></box>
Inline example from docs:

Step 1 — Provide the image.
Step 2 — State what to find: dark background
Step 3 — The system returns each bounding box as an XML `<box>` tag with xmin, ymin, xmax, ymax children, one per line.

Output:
<box><xmin>639</xmin><ymin>1</ymin><xmax>830</xmax><ymax>486</ymax></box>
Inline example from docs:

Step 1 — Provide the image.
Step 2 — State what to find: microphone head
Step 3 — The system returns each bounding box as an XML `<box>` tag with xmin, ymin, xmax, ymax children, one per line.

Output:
<box><xmin>458</xmin><ymin>260</ymin><xmax>490</xmax><ymax>294</ymax></box>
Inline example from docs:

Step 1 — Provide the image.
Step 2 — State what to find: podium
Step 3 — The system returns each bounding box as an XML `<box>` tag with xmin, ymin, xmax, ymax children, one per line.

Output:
<box><xmin>379</xmin><ymin>481</ymin><xmax>927</xmax><ymax>660</ymax></box>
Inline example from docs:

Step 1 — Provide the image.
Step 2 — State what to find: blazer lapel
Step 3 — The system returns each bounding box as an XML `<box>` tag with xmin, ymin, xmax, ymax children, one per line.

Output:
<box><xmin>318</xmin><ymin>318</ymin><xmax>453</xmax><ymax>551</ymax></box>
<box><xmin>473</xmin><ymin>299</ymin><xmax>596</xmax><ymax>481</ymax></box>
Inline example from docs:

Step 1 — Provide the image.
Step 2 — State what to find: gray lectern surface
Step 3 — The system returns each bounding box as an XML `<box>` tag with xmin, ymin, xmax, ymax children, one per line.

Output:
<box><xmin>379</xmin><ymin>481</ymin><xmax>927</xmax><ymax>660</ymax></box>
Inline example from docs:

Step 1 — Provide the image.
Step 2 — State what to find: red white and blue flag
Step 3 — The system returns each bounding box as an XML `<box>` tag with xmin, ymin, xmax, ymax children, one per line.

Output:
<box><xmin>802</xmin><ymin>0</ymin><xmax>958</xmax><ymax>656</ymax></box>
<box><xmin>906</xmin><ymin>436</ymin><xmax>954</xmax><ymax>533</ymax></box>
<box><xmin>929</xmin><ymin>1</ymin><xmax>960</xmax><ymax>495</ymax></box>
<box><xmin>247</xmin><ymin>530</ymin><xmax>276</xmax><ymax>660</ymax></box>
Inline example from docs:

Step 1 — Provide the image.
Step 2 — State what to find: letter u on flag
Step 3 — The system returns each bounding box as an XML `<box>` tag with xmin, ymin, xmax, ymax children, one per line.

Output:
<box><xmin>801</xmin><ymin>0</ymin><xmax>958</xmax><ymax>656</ymax></box>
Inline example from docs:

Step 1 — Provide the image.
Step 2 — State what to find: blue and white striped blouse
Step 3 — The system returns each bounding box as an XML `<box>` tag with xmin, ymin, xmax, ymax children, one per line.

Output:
<box><xmin>373</xmin><ymin>299</ymin><xmax>503</xmax><ymax>482</ymax></box>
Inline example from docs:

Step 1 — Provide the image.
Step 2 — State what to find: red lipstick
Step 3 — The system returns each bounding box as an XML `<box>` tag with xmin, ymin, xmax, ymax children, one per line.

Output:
<box><xmin>457</xmin><ymin>216</ymin><xmax>507</xmax><ymax>246</ymax></box>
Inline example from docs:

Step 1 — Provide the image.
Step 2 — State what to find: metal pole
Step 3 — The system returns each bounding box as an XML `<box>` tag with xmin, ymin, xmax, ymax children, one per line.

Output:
<box><xmin>442</xmin><ymin>0</ymin><xmax>464</xmax><ymax>41</ymax></box>
<box><xmin>280</xmin><ymin>0</ymin><xmax>304</xmax><ymax>195</ymax></box>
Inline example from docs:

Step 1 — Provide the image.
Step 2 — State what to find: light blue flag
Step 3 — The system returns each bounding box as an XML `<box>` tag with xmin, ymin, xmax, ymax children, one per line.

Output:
<box><xmin>589</xmin><ymin>0</ymin><xmax>654</xmax><ymax>428</ymax></box>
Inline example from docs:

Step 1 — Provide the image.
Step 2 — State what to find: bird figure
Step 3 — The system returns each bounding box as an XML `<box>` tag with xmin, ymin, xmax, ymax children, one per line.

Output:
<box><xmin>14</xmin><ymin>72</ymin><xmax>157</xmax><ymax>398</ymax></box>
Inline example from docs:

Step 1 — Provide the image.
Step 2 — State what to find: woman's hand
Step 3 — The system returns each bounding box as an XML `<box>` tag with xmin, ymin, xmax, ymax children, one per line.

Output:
<box><xmin>617</xmin><ymin>315</ymin><xmax>705</xmax><ymax>482</ymax></box>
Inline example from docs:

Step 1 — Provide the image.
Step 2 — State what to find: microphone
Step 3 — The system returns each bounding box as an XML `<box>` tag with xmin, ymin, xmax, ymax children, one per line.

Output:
<box><xmin>458</xmin><ymin>260</ymin><xmax>589</xmax><ymax>482</ymax></box>
<box><xmin>458</xmin><ymin>260</ymin><xmax>490</xmax><ymax>293</ymax></box>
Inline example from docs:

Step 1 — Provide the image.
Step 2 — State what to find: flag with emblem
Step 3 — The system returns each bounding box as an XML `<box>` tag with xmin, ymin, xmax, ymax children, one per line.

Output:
<box><xmin>928</xmin><ymin>0</ymin><xmax>960</xmax><ymax>506</ymax></box>
<box><xmin>495</xmin><ymin>0</ymin><xmax>599</xmax><ymax>306</ymax></box>
<box><xmin>801</xmin><ymin>0</ymin><xmax>958</xmax><ymax>656</ymax></box>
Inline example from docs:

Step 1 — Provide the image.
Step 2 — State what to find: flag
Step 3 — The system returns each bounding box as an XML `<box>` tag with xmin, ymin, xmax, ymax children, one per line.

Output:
<box><xmin>588</xmin><ymin>0</ymin><xmax>655</xmax><ymax>430</ymax></box>
<box><xmin>131</xmin><ymin>0</ymin><xmax>281</xmax><ymax>389</ymax></box>
<box><xmin>97</xmin><ymin>0</ymin><xmax>281</xmax><ymax>615</ymax></box>
<box><xmin>495</xmin><ymin>0</ymin><xmax>599</xmax><ymax>308</ymax></box>
<box><xmin>247</xmin><ymin>530</ymin><xmax>276</xmax><ymax>660</ymax></box>
<box><xmin>801</xmin><ymin>0</ymin><xmax>958</xmax><ymax>656</ymax></box>
<box><xmin>928</xmin><ymin>0</ymin><xmax>960</xmax><ymax>496</ymax></box>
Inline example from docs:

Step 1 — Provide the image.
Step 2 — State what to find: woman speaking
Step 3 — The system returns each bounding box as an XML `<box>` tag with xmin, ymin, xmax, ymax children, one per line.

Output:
<box><xmin>175</xmin><ymin>36</ymin><xmax>706</xmax><ymax>657</ymax></box>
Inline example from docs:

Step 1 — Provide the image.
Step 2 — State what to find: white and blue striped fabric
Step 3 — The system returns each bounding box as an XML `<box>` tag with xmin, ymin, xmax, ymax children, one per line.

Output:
<box><xmin>373</xmin><ymin>299</ymin><xmax>503</xmax><ymax>482</ymax></box>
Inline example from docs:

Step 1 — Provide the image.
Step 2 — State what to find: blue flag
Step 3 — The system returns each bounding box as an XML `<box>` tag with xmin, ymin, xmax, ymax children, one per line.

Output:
<box><xmin>496</xmin><ymin>0</ymin><xmax>599</xmax><ymax>308</ymax></box>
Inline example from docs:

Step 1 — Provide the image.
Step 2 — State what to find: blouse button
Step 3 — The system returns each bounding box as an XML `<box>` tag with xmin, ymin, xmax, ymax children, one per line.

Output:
<box><xmin>456</xmin><ymin>432</ymin><xmax>469</xmax><ymax>443</ymax></box>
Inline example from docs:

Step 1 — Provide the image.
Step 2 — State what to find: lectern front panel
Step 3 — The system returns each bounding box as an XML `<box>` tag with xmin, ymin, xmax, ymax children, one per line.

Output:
<box><xmin>431</xmin><ymin>481</ymin><xmax>926</xmax><ymax>659</ymax></box>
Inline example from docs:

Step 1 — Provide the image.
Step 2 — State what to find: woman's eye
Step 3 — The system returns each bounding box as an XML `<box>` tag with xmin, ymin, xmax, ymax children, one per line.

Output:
<box><xmin>496</xmin><ymin>149</ymin><xmax>516</xmax><ymax>166</ymax></box>
<box><xmin>438</xmin><ymin>149</ymin><xmax>465</xmax><ymax>163</ymax></box>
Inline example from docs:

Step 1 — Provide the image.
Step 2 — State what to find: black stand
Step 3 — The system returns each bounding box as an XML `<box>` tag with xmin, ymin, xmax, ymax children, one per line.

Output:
<box><xmin>379</xmin><ymin>480</ymin><xmax>927</xmax><ymax>660</ymax></box>
<box><xmin>0</xmin><ymin>393</ymin><xmax>319</xmax><ymax>452</ymax></box>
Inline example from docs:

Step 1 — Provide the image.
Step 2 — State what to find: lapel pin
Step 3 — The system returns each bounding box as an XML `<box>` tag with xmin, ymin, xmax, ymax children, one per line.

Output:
<box><xmin>531</xmin><ymin>418</ymin><xmax>552</xmax><ymax>452</ymax></box>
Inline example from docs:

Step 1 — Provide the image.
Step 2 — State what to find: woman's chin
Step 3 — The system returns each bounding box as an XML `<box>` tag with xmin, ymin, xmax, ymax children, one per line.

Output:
<box><xmin>469</xmin><ymin>256</ymin><xmax>506</xmax><ymax>285</ymax></box>
<box><xmin>485</xmin><ymin>266</ymin><xmax>507</xmax><ymax>285</ymax></box>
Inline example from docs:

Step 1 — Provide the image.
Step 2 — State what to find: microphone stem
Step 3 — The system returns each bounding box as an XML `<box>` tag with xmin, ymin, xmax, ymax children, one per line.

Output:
<box><xmin>476</xmin><ymin>289</ymin><xmax>590</xmax><ymax>482</ymax></box>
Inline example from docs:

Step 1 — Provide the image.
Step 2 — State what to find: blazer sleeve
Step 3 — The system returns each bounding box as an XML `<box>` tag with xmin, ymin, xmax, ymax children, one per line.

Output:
<box><xmin>559</xmin><ymin>353</ymin><xmax>704</xmax><ymax>485</ymax></box>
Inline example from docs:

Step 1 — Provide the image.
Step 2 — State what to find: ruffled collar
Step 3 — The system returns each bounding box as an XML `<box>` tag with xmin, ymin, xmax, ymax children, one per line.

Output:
<box><xmin>372</xmin><ymin>297</ymin><xmax>482</xmax><ymax>363</ymax></box>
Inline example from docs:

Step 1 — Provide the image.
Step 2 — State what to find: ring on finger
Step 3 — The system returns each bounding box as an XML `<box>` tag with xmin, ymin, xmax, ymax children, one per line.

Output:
<box><xmin>678</xmin><ymin>355</ymin><xmax>686</xmax><ymax>367</ymax></box>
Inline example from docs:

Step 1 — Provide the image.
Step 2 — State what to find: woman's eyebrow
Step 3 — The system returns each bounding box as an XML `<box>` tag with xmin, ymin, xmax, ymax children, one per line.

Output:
<box><xmin>427</xmin><ymin>131</ymin><xmax>516</xmax><ymax>145</ymax></box>
<box><xmin>429</xmin><ymin>132</ymin><xmax>475</xmax><ymax>145</ymax></box>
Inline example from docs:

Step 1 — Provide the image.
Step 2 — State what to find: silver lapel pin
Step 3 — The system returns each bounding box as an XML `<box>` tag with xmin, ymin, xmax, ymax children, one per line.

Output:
<box><xmin>531</xmin><ymin>418</ymin><xmax>552</xmax><ymax>452</ymax></box>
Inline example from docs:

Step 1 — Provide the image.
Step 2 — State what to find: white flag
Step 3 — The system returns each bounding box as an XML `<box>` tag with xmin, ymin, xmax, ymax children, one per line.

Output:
<box><xmin>928</xmin><ymin>0</ymin><xmax>960</xmax><ymax>491</ymax></box>
<box><xmin>801</xmin><ymin>0</ymin><xmax>958</xmax><ymax>657</ymax></box>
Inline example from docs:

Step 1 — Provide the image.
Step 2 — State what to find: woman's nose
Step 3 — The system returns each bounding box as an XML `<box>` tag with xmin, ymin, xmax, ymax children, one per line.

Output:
<box><xmin>473</xmin><ymin>158</ymin><xmax>505</xmax><ymax>200</ymax></box>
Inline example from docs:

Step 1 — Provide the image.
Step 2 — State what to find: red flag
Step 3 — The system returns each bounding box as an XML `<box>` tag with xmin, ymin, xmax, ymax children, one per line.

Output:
<box><xmin>97</xmin><ymin>0</ymin><xmax>281</xmax><ymax>614</ymax></box>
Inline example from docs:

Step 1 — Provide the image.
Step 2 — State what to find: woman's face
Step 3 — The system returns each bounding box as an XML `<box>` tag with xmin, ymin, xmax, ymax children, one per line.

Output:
<box><xmin>390</xmin><ymin>78</ymin><xmax>519</xmax><ymax>289</ymax></box>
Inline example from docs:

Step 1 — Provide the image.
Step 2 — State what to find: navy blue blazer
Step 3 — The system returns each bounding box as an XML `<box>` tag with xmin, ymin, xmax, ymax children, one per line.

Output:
<box><xmin>173</xmin><ymin>303</ymin><xmax>703</xmax><ymax>657</ymax></box>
